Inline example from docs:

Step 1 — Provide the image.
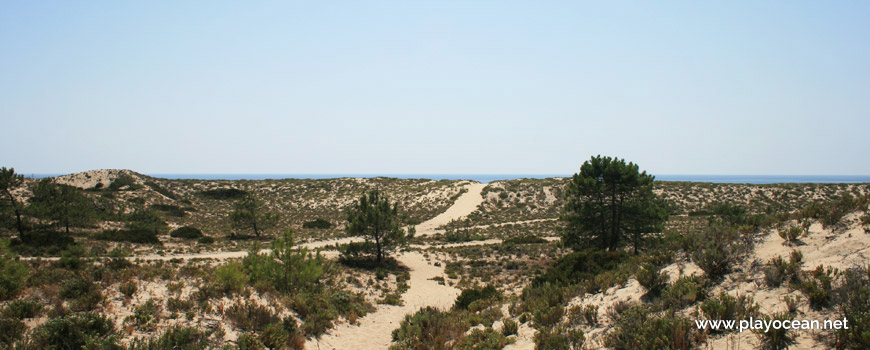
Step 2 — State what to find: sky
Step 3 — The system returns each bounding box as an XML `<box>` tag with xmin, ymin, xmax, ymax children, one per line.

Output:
<box><xmin>2</xmin><ymin>1</ymin><xmax>869</xmax><ymax>176</ymax></box>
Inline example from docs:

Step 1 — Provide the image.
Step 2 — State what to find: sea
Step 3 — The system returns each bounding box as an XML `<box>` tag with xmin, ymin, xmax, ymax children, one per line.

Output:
<box><xmin>30</xmin><ymin>173</ymin><xmax>870</xmax><ymax>184</ymax></box>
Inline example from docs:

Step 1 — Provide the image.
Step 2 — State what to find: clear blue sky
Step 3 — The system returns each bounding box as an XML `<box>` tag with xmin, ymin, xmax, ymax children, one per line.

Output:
<box><xmin>2</xmin><ymin>1</ymin><xmax>868</xmax><ymax>175</ymax></box>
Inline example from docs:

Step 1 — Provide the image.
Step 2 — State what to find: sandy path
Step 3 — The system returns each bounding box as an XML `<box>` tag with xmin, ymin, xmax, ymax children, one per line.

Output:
<box><xmin>414</xmin><ymin>183</ymin><xmax>487</xmax><ymax>236</ymax></box>
<box><xmin>304</xmin><ymin>183</ymin><xmax>487</xmax><ymax>349</ymax></box>
<box><xmin>305</xmin><ymin>251</ymin><xmax>460</xmax><ymax>350</ymax></box>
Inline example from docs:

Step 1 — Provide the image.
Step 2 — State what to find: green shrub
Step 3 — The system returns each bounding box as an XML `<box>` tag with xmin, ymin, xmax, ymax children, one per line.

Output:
<box><xmin>533</xmin><ymin>326</ymin><xmax>584</xmax><ymax>350</ymax></box>
<box><xmin>832</xmin><ymin>265</ymin><xmax>870</xmax><ymax>348</ymax></box>
<box><xmin>778</xmin><ymin>225</ymin><xmax>803</xmax><ymax>245</ymax></box>
<box><xmin>215</xmin><ymin>261</ymin><xmax>249</xmax><ymax>295</ymax></box>
<box><xmin>0</xmin><ymin>240</ymin><xmax>28</xmax><ymax>300</ymax></box>
<box><xmin>689</xmin><ymin>226</ymin><xmax>745</xmax><ymax>281</ymax></box>
<box><xmin>700</xmin><ymin>293</ymin><xmax>759</xmax><ymax>333</ymax></box>
<box><xmin>455</xmin><ymin>285</ymin><xmax>500</xmax><ymax>310</ymax></box>
<box><xmin>637</xmin><ymin>261</ymin><xmax>668</xmax><ymax>296</ymax></box>
<box><xmin>150</xmin><ymin>204</ymin><xmax>185</xmax><ymax>217</ymax></box>
<box><xmin>225</xmin><ymin>301</ymin><xmax>278</xmax><ymax>332</ymax></box>
<box><xmin>533</xmin><ymin>305</ymin><xmax>564</xmax><ymax>329</ymax></box>
<box><xmin>197</xmin><ymin>236</ymin><xmax>214</xmax><ymax>244</ymax></box>
<box><xmin>302</xmin><ymin>218</ymin><xmax>332</xmax><ymax>229</ymax></box>
<box><xmin>604</xmin><ymin>305</ymin><xmax>696</xmax><ymax>350</ymax></box>
<box><xmin>108</xmin><ymin>174</ymin><xmax>139</xmax><ymax>190</ymax></box>
<box><xmin>198</xmin><ymin>188</ymin><xmax>247</xmax><ymax>200</ymax></box>
<box><xmin>764</xmin><ymin>251</ymin><xmax>803</xmax><ymax>288</ymax></box>
<box><xmin>120</xmin><ymin>280</ymin><xmax>138</xmax><ymax>299</ymax></box>
<box><xmin>32</xmin><ymin>313</ymin><xmax>117</xmax><ymax>350</ymax></box>
<box><xmin>662</xmin><ymin>275</ymin><xmax>707</xmax><ymax>310</ymax></box>
<box><xmin>390</xmin><ymin>307</ymin><xmax>469</xmax><ymax>350</ymax></box>
<box><xmin>144</xmin><ymin>181</ymin><xmax>178</xmax><ymax>200</ymax></box>
<box><xmin>532</xmin><ymin>249</ymin><xmax>628</xmax><ymax>289</ymax></box>
<box><xmin>0</xmin><ymin>317</ymin><xmax>25</xmax><ymax>345</ymax></box>
<box><xmin>170</xmin><ymin>226</ymin><xmax>203</xmax><ymax>239</ymax></box>
<box><xmin>126</xmin><ymin>299</ymin><xmax>162</xmax><ymax>330</ymax></box>
<box><xmin>502</xmin><ymin>319</ymin><xmax>519</xmax><ymax>336</ymax></box>
<box><xmin>129</xmin><ymin>326</ymin><xmax>208</xmax><ymax>350</ymax></box>
<box><xmin>754</xmin><ymin>312</ymin><xmax>796</xmax><ymax>350</ymax></box>
<box><xmin>455</xmin><ymin>327</ymin><xmax>514</xmax><ymax>350</ymax></box>
<box><xmin>800</xmin><ymin>265</ymin><xmax>836</xmax><ymax>310</ymax></box>
<box><xmin>260</xmin><ymin>316</ymin><xmax>304</xmax><ymax>350</ymax></box>
<box><xmin>503</xmin><ymin>235</ymin><xmax>548</xmax><ymax>245</ymax></box>
<box><xmin>3</xmin><ymin>299</ymin><xmax>43</xmax><ymax>319</ymax></box>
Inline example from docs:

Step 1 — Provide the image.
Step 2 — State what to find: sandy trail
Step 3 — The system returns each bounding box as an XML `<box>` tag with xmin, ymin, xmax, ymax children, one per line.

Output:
<box><xmin>305</xmin><ymin>251</ymin><xmax>460</xmax><ymax>350</ymax></box>
<box><xmin>414</xmin><ymin>183</ymin><xmax>487</xmax><ymax>236</ymax></box>
<box><xmin>304</xmin><ymin>183</ymin><xmax>488</xmax><ymax>349</ymax></box>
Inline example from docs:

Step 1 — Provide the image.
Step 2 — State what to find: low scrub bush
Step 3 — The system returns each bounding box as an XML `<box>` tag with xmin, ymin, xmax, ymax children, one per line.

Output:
<box><xmin>129</xmin><ymin>326</ymin><xmax>208</xmax><ymax>350</ymax></box>
<box><xmin>302</xmin><ymin>218</ymin><xmax>332</xmax><ymax>229</ymax></box>
<box><xmin>503</xmin><ymin>235</ymin><xmax>548</xmax><ymax>245</ymax></box>
<box><xmin>215</xmin><ymin>261</ymin><xmax>249</xmax><ymax>295</ymax></box>
<box><xmin>455</xmin><ymin>327</ymin><xmax>514</xmax><ymax>350</ymax></box>
<box><xmin>198</xmin><ymin>188</ymin><xmax>247</xmax><ymax>200</ymax></box>
<box><xmin>603</xmin><ymin>305</ymin><xmax>698</xmax><ymax>350</ymax></box>
<box><xmin>455</xmin><ymin>285</ymin><xmax>500</xmax><ymax>310</ymax></box>
<box><xmin>831</xmin><ymin>265</ymin><xmax>870</xmax><ymax>348</ymax></box>
<box><xmin>0</xmin><ymin>240</ymin><xmax>28</xmax><ymax>300</ymax></box>
<box><xmin>688</xmin><ymin>225</ymin><xmax>745</xmax><ymax>281</ymax></box>
<box><xmin>31</xmin><ymin>313</ymin><xmax>117</xmax><ymax>350</ymax></box>
<box><xmin>501</xmin><ymin>319</ymin><xmax>519</xmax><ymax>336</ymax></box>
<box><xmin>390</xmin><ymin>306</ymin><xmax>470</xmax><ymax>350</ymax></box>
<box><xmin>754</xmin><ymin>312</ymin><xmax>796</xmax><ymax>350</ymax></box>
<box><xmin>700</xmin><ymin>293</ymin><xmax>759</xmax><ymax>333</ymax></box>
<box><xmin>225</xmin><ymin>301</ymin><xmax>278</xmax><ymax>332</ymax></box>
<box><xmin>637</xmin><ymin>261</ymin><xmax>668</xmax><ymax>296</ymax></box>
<box><xmin>3</xmin><ymin>299</ymin><xmax>43</xmax><ymax>319</ymax></box>
<box><xmin>764</xmin><ymin>251</ymin><xmax>803</xmax><ymax>288</ymax></box>
<box><xmin>534</xmin><ymin>326</ymin><xmax>584</xmax><ymax>350</ymax></box>
<box><xmin>532</xmin><ymin>249</ymin><xmax>628</xmax><ymax>289</ymax></box>
<box><xmin>800</xmin><ymin>265</ymin><xmax>836</xmax><ymax>310</ymax></box>
<box><xmin>662</xmin><ymin>275</ymin><xmax>707</xmax><ymax>310</ymax></box>
<box><xmin>150</xmin><ymin>203</ymin><xmax>185</xmax><ymax>217</ymax></box>
<box><xmin>778</xmin><ymin>225</ymin><xmax>803</xmax><ymax>245</ymax></box>
<box><xmin>170</xmin><ymin>226</ymin><xmax>203</xmax><ymax>239</ymax></box>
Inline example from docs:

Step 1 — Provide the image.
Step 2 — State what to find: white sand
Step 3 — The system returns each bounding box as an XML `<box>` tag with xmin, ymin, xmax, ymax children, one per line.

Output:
<box><xmin>414</xmin><ymin>183</ymin><xmax>487</xmax><ymax>236</ymax></box>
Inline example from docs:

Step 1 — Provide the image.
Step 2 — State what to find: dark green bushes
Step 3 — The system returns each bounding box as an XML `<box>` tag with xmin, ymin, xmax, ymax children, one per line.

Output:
<box><xmin>831</xmin><ymin>265</ymin><xmax>870</xmax><ymax>348</ymax></box>
<box><xmin>764</xmin><ymin>251</ymin><xmax>803</xmax><ymax>288</ymax></box>
<box><xmin>687</xmin><ymin>225</ymin><xmax>746</xmax><ymax>281</ymax></box>
<box><xmin>170</xmin><ymin>226</ymin><xmax>203</xmax><ymax>239</ymax></box>
<box><xmin>455</xmin><ymin>327</ymin><xmax>514</xmax><ymax>350</ymax></box>
<box><xmin>699</xmin><ymin>293</ymin><xmax>759</xmax><ymax>334</ymax></box>
<box><xmin>503</xmin><ymin>235</ymin><xmax>548</xmax><ymax>245</ymax></box>
<box><xmin>151</xmin><ymin>204</ymin><xmax>185</xmax><ymax>217</ymax></box>
<box><xmin>198</xmin><ymin>188</ymin><xmax>247</xmax><ymax>200</ymax></box>
<box><xmin>662</xmin><ymin>275</ymin><xmax>707</xmax><ymax>310</ymax></box>
<box><xmin>129</xmin><ymin>326</ymin><xmax>209</xmax><ymax>350</ymax></box>
<box><xmin>302</xmin><ymin>218</ymin><xmax>332</xmax><ymax>229</ymax></box>
<box><xmin>31</xmin><ymin>313</ymin><xmax>117</xmax><ymax>350</ymax></box>
<box><xmin>800</xmin><ymin>265</ymin><xmax>836</xmax><ymax>310</ymax></box>
<box><xmin>637</xmin><ymin>261</ymin><xmax>668</xmax><ymax>296</ymax></box>
<box><xmin>3</xmin><ymin>299</ymin><xmax>43</xmax><ymax>319</ymax></box>
<box><xmin>532</xmin><ymin>249</ymin><xmax>628</xmax><ymax>289</ymax></box>
<box><xmin>0</xmin><ymin>240</ymin><xmax>28</xmax><ymax>300</ymax></box>
<box><xmin>390</xmin><ymin>307</ymin><xmax>469</xmax><ymax>350</ymax></box>
<box><xmin>455</xmin><ymin>285</ymin><xmax>499</xmax><ymax>310</ymax></box>
<box><xmin>225</xmin><ymin>301</ymin><xmax>279</xmax><ymax>332</ymax></box>
<box><xmin>534</xmin><ymin>326</ymin><xmax>584</xmax><ymax>350</ymax></box>
<box><xmin>754</xmin><ymin>312</ymin><xmax>796</xmax><ymax>350</ymax></box>
<box><xmin>603</xmin><ymin>305</ymin><xmax>698</xmax><ymax>350</ymax></box>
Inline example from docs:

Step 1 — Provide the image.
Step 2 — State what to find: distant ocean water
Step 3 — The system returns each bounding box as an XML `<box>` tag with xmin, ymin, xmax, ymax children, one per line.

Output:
<box><xmin>29</xmin><ymin>173</ymin><xmax>870</xmax><ymax>184</ymax></box>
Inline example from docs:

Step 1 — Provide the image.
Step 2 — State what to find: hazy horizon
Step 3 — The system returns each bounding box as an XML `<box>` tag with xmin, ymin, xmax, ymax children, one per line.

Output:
<box><xmin>3</xmin><ymin>2</ymin><xmax>869</xmax><ymax>175</ymax></box>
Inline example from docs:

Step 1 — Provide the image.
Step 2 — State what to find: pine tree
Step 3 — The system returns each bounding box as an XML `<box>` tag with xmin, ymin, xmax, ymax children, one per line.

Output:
<box><xmin>0</xmin><ymin>167</ymin><xmax>26</xmax><ymax>239</ymax></box>
<box><xmin>561</xmin><ymin>156</ymin><xmax>668</xmax><ymax>253</ymax></box>
<box><xmin>230</xmin><ymin>194</ymin><xmax>278</xmax><ymax>237</ymax></box>
<box><xmin>346</xmin><ymin>189</ymin><xmax>410</xmax><ymax>263</ymax></box>
<box><xmin>28</xmin><ymin>179</ymin><xmax>96</xmax><ymax>233</ymax></box>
